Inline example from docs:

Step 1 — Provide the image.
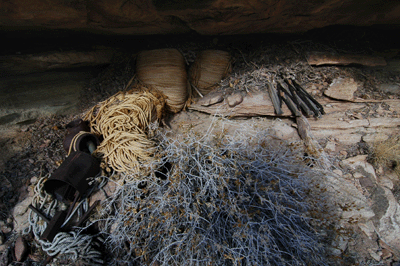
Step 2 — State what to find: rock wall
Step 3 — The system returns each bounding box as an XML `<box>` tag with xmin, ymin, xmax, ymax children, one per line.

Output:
<box><xmin>1</xmin><ymin>0</ymin><xmax>400</xmax><ymax>35</ymax></box>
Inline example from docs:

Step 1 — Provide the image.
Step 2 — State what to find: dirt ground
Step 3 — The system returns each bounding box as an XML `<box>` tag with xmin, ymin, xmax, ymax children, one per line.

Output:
<box><xmin>1</xmin><ymin>27</ymin><xmax>400</xmax><ymax>265</ymax></box>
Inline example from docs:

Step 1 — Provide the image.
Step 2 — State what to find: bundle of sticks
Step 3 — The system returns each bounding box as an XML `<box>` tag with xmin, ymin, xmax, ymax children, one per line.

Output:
<box><xmin>267</xmin><ymin>77</ymin><xmax>325</xmax><ymax>118</ymax></box>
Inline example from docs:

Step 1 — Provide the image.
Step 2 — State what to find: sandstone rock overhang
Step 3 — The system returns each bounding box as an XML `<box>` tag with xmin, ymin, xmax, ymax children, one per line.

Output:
<box><xmin>1</xmin><ymin>0</ymin><xmax>400</xmax><ymax>35</ymax></box>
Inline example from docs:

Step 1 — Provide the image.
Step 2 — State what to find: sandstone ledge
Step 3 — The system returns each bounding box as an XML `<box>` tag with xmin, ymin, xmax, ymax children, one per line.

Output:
<box><xmin>1</xmin><ymin>0</ymin><xmax>400</xmax><ymax>35</ymax></box>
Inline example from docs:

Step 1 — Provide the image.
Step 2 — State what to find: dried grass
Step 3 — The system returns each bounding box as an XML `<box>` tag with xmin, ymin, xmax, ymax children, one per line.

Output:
<box><xmin>371</xmin><ymin>135</ymin><xmax>400</xmax><ymax>176</ymax></box>
<box><xmin>136</xmin><ymin>49</ymin><xmax>189</xmax><ymax>113</ymax></box>
<box><xmin>189</xmin><ymin>50</ymin><xmax>231</xmax><ymax>96</ymax></box>
<box><xmin>94</xmin><ymin>122</ymin><xmax>329</xmax><ymax>265</ymax></box>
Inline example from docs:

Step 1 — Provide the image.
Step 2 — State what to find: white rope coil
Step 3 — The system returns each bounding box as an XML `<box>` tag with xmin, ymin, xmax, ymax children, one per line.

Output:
<box><xmin>26</xmin><ymin>175</ymin><xmax>104</xmax><ymax>265</ymax></box>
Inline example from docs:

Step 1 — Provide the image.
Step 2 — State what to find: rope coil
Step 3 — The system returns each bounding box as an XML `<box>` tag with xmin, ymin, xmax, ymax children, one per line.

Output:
<box><xmin>26</xmin><ymin>175</ymin><xmax>104</xmax><ymax>265</ymax></box>
<box><xmin>84</xmin><ymin>88</ymin><xmax>166</xmax><ymax>173</ymax></box>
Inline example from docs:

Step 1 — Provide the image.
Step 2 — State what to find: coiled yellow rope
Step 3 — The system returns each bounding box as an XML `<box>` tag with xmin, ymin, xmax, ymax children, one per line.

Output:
<box><xmin>67</xmin><ymin>131</ymin><xmax>88</xmax><ymax>156</ymax></box>
<box><xmin>83</xmin><ymin>88</ymin><xmax>166</xmax><ymax>173</ymax></box>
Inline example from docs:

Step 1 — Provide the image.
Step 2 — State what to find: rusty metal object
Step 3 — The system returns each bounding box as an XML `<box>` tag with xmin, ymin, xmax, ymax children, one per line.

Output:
<box><xmin>63</xmin><ymin>119</ymin><xmax>91</xmax><ymax>152</ymax></box>
<box><xmin>40</xmin><ymin>210</ymin><xmax>68</xmax><ymax>242</ymax></box>
<box><xmin>70</xmin><ymin>132</ymin><xmax>100</xmax><ymax>154</ymax></box>
<box><xmin>28</xmin><ymin>205</ymin><xmax>50</xmax><ymax>223</ymax></box>
<box><xmin>43</xmin><ymin>151</ymin><xmax>100</xmax><ymax>202</ymax></box>
<box><xmin>41</xmin><ymin>201</ymin><xmax>100</xmax><ymax>242</ymax></box>
<box><xmin>63</xmin><ymin>119</ymin><xmax>100</xmax><ymax>154</ymax></box>
<box><xmin>29</xmin><ymin>120</ymin><xmax>104</xmax><ymax>243</ymax></box>
<box><xmin>74</xmin><ymin>200</ymin><xmax>100</xmax><ymax>227</ymax></box>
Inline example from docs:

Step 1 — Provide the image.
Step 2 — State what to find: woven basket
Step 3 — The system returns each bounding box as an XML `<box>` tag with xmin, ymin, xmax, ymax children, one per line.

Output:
<box><xmin>189</xmin><ymin>50</ymin><xmax>231</xmax><ymax>96</ymax></box>
<box><xmin>136</xmin><ymin>49</ymin><xmax>189</xmax><ymax>113</ymax></box>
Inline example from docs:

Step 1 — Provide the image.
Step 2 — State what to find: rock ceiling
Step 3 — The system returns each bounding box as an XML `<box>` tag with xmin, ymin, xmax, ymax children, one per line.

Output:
<box><xmin>1</xmin><ymin>0</ymin><xmax>400</xmax><ymax>35</ymax></box>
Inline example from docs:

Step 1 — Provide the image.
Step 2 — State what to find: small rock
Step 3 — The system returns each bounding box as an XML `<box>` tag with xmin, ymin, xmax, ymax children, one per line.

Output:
<box><xmin>359</xmin><ymin>177</ymin><xmax>375</xmax><ymax>189</ymax></box>
<box><xmin>376</xmin><ymin>188</ymin><xmax>400</xmax><ymax>257</ymax></box>
<box><xmin>378</xmin><ymin>177</ymin><xmax>393</xmax><ymax>189</ymax></box>
<box><xmin>377</xmin><ymin>83</ymin><xmax>400</xmax><ymax>94</ymax></box>
<box><xmin>343</xmin><ymin>173</ymin><xmax>353</xmax><ymax>180</ymax></box>
<box><xmin>386</xmin><ymin>172</ymin><xmax>400</xmax><ymax>181</ymax></box>
<box><xmin>89</xmin><ymin>189</ymin><xmax>107</xmax><ymax>206</ymax></box>
<box><xmin>341</xmin><ymin>205</ymin><xmax>375</xmax><ymax>220</ymax></box>
<box><xmin>376</xmin><ymin>166</ymin><xmax>384</xmax><ymax>175</ymax></box>
<box><xmin>13</xmin><ymin>197</ymin><xmax>32</xmax><ymax>217</ymax></box>
<box><xmin>353</xmin><ymin>172</ymin><xmax>363</xmax><ymax>178</ymax></box>
<box><xmin>362</xmin><ymin>133</ymin><xmax>389</xmax><ymax>144</ymax></box>
<box><xmin>325</xmin><ymin>141</ymin><xmax>336</xmax><ymax>152</ymax></box>
<box><xmin>30</xmin><ymin>176</ymin><xmax>38</xmax><ymax>184</ymax></box>
<box><xmin>340</xmin><ymin>155</ymin><xmax>377</xmax><ymax>182</ymax></box>
<box><xmin>341</xmin><ymin>155</ymin><xmax>368</xmax><ymax>165</ymax></box>
<box><xmin>21</xmin><ymin>126</ymin><xmax>29</xmax><ymax>132</ymax></box>
<box><xmin>197</xmin><ymin>91</ymin><xmax>224</xmax><ymax>106</ymax></box>
<box><xmin>0</xmin><ymin>233</ymin><xmax>4</xmax><ymax>245</ymax></box>
<box><xmin>272</xmin><ymin>122</ymin><xmax>296</xmax><ymax>140</ymax></box>
<box><xmin>328</xmin><ymin>247</ymin><xmax>342</xmax><ymax>256</ymax></box>
<box><xmin>333</xmin><ymin>169</ymin><xmax>343</xmax><ymax>176</ymax></box>
<box><xmin>358</xmin><ymin>221</ymin><xmax>376</xmax><ymax>238</ymax></box>
<box><xmin>368</xmin><ymin>248</ymin><xmax>381</xmax><ymax>261</ymax></box>
<box><xmin>1</xmin><ymin>225</ymin><xmax>12</xmax><ymax>234</ymax></box>
<box><xmin>381</xmin><ymin>248</ymin><xmax>392</xmax><ymax>260</ymax></box>
<box><xmin>227</xmin><ymin>93</ymin><xmax>243</xmax><ymax>107</ymax></box>
<box><xmin>13</xmin><ymin>196</ymin><xmax>33</xmax><ymax>234</ymax></box>
<box><xmin>334</xmin><ymin>235</ymin><xmax>349</xmax><ymax>252</ymax></box>
<box><xmin>335</xmin><ymin>133</ymin><xmax>362</xmax><ymax>145</ymax></box>
<box><xmin>379</xmin><ymin>239</ymin><xmax>395</xmax><ymax>254</ymax></box>
<box><xmin>14</xmin><ymin>236</ymin><xmax>28</xmax><ymax>262</ymax></box>
<box><xmin>324</xmin><ymin>77</ymin><xmax>359</xmax><ymax>101</ymax></box>
<box><xmin>28</xmin><ymin>253</ymin><xmax>42</xmax><ymax>262</ymax></box>
<box><xmin>325</xmin><ymin>172</ymin><xmax>375</xmax><ymax>221</ymax></box>
<box><xmin>103</xmin><ymin>181</ymin><xmax>118</xmax><ymax>197</ymax></box>
<box><xmin>0</xmin><ymin>244</ymin><xmax>7</xmax><ymax>253</ymax></box>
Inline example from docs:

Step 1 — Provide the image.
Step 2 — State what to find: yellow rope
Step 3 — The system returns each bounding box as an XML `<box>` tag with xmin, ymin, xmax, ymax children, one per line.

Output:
<box><xmin>83</xmin><ymin>88</ymin><xmax>166</xmax><ymax>173</ymax></box>
<box><xmin>67</xmin><ymin>131</ymin><xmax>88</xmax><ymax>156</ymax></box>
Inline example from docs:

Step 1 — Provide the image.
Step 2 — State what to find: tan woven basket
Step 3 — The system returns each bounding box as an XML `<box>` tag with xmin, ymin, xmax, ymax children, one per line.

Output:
<box><xmin>189</xmin><ymin>50</ymin><xmax>231</xmax><ymax>96</ymax></box>
<box><xmin>136</xmin><ymin>49</ymin><xmax>189</xmax><ymax>113</ymax></box>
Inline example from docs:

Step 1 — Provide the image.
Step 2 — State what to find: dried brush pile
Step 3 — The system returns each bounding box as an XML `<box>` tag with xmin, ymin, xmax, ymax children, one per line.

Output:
<box><xmin>95</xmin><ymin>123</ymin><xmax>328</xmax><ymax>265</ymax></box>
